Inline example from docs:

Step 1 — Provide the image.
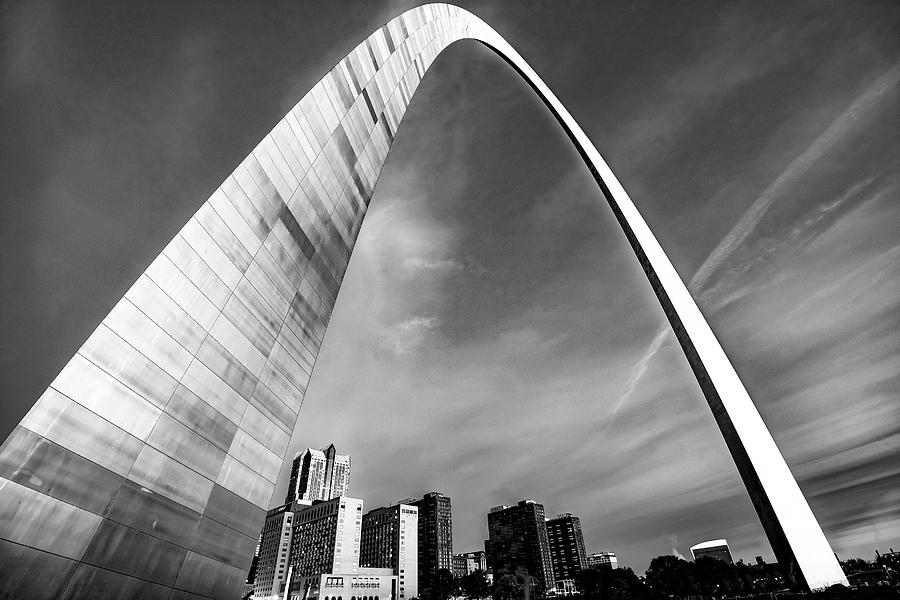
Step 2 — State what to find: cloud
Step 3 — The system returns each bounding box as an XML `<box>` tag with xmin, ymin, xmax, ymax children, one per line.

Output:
<box><xmin>384</xmin><ymin>315</ymin><xmax>441</xmax><ymax>354</ymax></box>
<box><xmin>701</xmin><ymin>177</ymin><xmax>882</xmax><ymax>311</ymax></box>
<box><xmin>690</xmin><ymin>62</ymin><xmax>900</xmax><ymax>295</ymax></box>
<box><xmin>602</xmin><ymin>325</ymin><xmax>670</xmax><ymax>433</ymax></box>
<box><xmin>618</xmin><ymin>62</ymin><xmax>900</xmax><ymax>419</ymax></box>
<box><xmin>403</xmin><ymin>255</ymin><xmax>487</xmax><ymax>280</ymax></box>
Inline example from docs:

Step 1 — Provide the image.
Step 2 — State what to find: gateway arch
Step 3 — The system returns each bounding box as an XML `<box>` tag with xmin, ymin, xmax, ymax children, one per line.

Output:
<box><xmin>0</xmin><ymin>4</ymin><xmax>847</xmax><ymax>597</ymax></box>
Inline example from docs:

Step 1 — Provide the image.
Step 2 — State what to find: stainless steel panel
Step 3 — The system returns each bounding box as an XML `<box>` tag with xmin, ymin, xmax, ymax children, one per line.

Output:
<box><xmin>174</xmin><ymin>550</ymin><xmax>248</xmax><ymax>599</ymax></box>
<box><xmin>165</xmin><ymin>384</ymin><xmax>238</xmax><ymax>453</ymax></box>
<box><xmin>0</xmin><ymin>427</ymin><xmax>122</xmax><ymax>515</ymax></box>
<box><xmin>191</xmin><ymin>516</ymin><xmax>257</xmax><ymax>569</ymax></box>
<box><xmin>104</xmin><ymin>297</ymin><xmax>194</xmax><ymax>379</ymax></box>
<box><xmin>82</xmin><ymin>519</ymin><xmax>187</xmax><ymax>586</ymax></box>
<box><xmin>180</xmin><ymin>359</ymin><xmax>248</xmax><ymax>424</ymax></box>
<box><xmin>163</xmin><ymin>234</ymin><xmax>233</xmax><ymax>309</ymax></box>
<box><xmin>128</xmin><ymin>445</ymin><xmax>215</xmax><ymax>513</ymax></box>
<box><xmin>50</xmin><ymin>353</ymin><xmax>162</xmax><ymax>441</ymax></box>
<box><xmin>20</xmin><ymin>388</ymin><xmax>143</xmax><ymax>477</ymax></box>
<box><xmin>195</xmin><ymin>336</ymin><xmax>258</xmax><ymax>402</ymax></box>
<box><xmin>240</xmin><ymin>402</ymin><xmax>290</xmax><ymax>457</ymax></box>
<box><xmin>227</xmin><ymin>429</ymin><xmax>281</xmax><ymax>484</ymax></box>
<box><xmin>216</xmin><ymin>454</ymin><xmax>273</xmax><ymax>508</ymax></box>
<box><xmin>105</xmin><ymin>479</ymin><xmax>202</xmax><ymax>549</ymax></box>
<box><xmin>79</xmin><ymin>323</ymin><xmax>178</xmax><ymax>409</ymax></box>
<box><xmin>0</xmin><ymin>539</ymin><xmax>77</xmax><ymax>600</ymax></box>
<box><xmin>203</xmin><ymin>483</ymin><xmax>266</xmax><ymax>539</ymax></box>
<box><xmin>147</xmin><ymin>413</ymin><xmax>228</xmax><ymax>480</ymax></box>
<box><xmin>125</xmin><ymin>275</ymin><xmax>208</xmax><ymax>354</ymax></box>
<box><xmin>59</xmin><ymin>563</ymin><xmax>173</xmax><ymax>600</ymax></box>
<box><xmin>0</xmin><ymin>476</ymin><xmax>102</xmax><ymax>559</ymax></box>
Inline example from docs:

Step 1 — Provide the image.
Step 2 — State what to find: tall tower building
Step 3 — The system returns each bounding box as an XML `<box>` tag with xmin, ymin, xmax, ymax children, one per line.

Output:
<box><xmin>327</xmin><ymin>447</ymin><xmax>351</xmax><ymax>500</ymax></box>
<box><xmin>288</xmin><ymin>496</ymin><xmax>365</xmax><ymax>598</ymax></box>
<box><xmin>486</xmin><ymin>500</ymin><xmax>555</xmax><ymax>593</ymax></box>
<box><xmin>254</xmin><ymin>503</ymin><xmax>298</xmax><ymax>599</ymax></box>
<box><xmin>286</xmin><ymin>444</ymin><xmax>351</xmax><ymax>503</ymax></box>
<box><xmin>410</xmin><ymin>492</ymin><xmax>453</xmax><ymax>597</ymax></box>
<box><xmin>546</xmin><ymin>514</ymin><xmax>587</xmax><ymax>581</ymax></box>
<box><xmin>360</xmin><ymin>503</ymin><xmax>419</xmax><ymax>600</ymax></box>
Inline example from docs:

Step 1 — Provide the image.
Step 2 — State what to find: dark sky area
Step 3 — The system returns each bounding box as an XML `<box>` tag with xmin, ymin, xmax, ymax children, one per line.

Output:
<box><xmin>1</xmin><ymin>0</ymin><xmax>899</xmax><ymax>574</ymax></box>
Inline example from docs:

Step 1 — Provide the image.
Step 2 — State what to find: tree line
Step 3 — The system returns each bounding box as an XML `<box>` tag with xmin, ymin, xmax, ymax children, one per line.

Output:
<box><xmin>414</xmin><ymin>552</ymin><xmax>900</xmax><ymax>600</ymax></box>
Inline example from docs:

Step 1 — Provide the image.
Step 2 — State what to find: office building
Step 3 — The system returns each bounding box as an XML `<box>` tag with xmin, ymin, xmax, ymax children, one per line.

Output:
<box><xmin>586</xmin><ymin>552</ymin><xmax>618</xmax><ymax>570</ymax></box>
<box><xmin>410</xmin><ymin>492</ymin><xmax>453</xmax><ymax>596</ymax></box>
<box><xmin>361</xmin><ymin>503</ymin><xmax>419</xmax><ymax>600</ymax></box>
<box><xmin>486</xmin><ymin>500</ymin><xmax>555</xmax><ymax>592</ymax></box>
<box><xmin>287</xmin><ymin>444</ymin><xmax>351</xmax><ymax>503</ymax></box>
<box><xmin>453</xmin><ymin>551</ymin><xmax>487</xmax><ymax>577</ymax></box>
<box><xmin>254</xmin><ymin>503</ymin><xmax>300</xmax><ymax>599</ymax></box>
<box><xmin>287</xmin><ymin>496</ymin><xmax>365</xmax><ymax>598</ymax></box>
<box><xmin>546</xmin><ymin>514</ymin><xmax>587</xmax><ymax>581</ymax></box>
<box><xmin>452</xmin><ymin>555</ymin><xmax>467</xmax><ymax>578</ymax></box>
<box><xmin>690</xmin><ymin>539</ymin><xmax>734</xmax><ymax>564</ymax></box>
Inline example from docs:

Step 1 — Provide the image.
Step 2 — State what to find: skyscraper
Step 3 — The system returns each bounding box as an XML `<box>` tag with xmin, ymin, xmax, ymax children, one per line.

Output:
<box><xmin>546</xmin><ymin>514</ymin><xmax>587</xmax><ymax>581</ymax></box>
<box><xmin>690</xmin><ymin>539</ymin><xmax>734</xmax><ymax>564</ymax></box>
<box><xmin>410</xmin><ymin>492</ymin><xmax>453</xmax><ymax>597</ymax></box>
<box><xmin>360</xmin><ymin>503</ymin><xmax>419</xmax><ymax>600</ymax></box>
<box><xmin>486</xmin><ymin>500</ymin><xmax>555</xmax><ymax>593</ymax></box>
<box><xmin>286</xmin><ymin>444</ymin><xmax>351</xmax><ymax>503</ymax></box>
<box><xmin>254</xmin><ymin>502</ymin><xmax>299</xmax><ymax>599</ymax></box>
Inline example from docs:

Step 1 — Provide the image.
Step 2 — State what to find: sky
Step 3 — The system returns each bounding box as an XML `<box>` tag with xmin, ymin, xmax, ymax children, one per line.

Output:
<box><xmin>1</xmin><ymin>0</ymin><xmax>899</xmax><ymax>575</ymax></box>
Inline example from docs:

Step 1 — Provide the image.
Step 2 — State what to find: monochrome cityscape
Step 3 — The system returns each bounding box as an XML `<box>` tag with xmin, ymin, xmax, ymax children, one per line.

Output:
<box><xmin>244</xmin><ymin>445</ymin><xmax>900</xmax><ymax>599</ymax></box>
<box><xmin>1</xmin><ymin>2</ymin><xmax>898</xmax><ymax>600</ymax></box>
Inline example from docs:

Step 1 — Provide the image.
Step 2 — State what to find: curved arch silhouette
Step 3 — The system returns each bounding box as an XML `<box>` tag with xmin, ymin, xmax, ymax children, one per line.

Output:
<box><xmin>0</xmin><ymin>4</ymin><xmax>846</xmax><ymax>597</ymax></box>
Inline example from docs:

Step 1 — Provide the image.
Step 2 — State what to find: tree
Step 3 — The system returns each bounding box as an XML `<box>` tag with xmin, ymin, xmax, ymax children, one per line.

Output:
<box><xmin>575</xmin><ymin>568</ymin><xmax>604</xmax><ymax>599</ymax></box>
<box><xmin>840</xmin><ymin>557</ymin><xmax>869</xmax><ymax>573</ymax></box>
<box><xmin>461</xmin><ymin>569</ymin><xmax>492</xmax><ymax>599</ymax></box>
<box><xmin>644</xmin><ymin>555</ymin><xmax>696</xmax><ymax>598</ymax></box>
<box><xmin>575</xmin><ymin>567</ymin><xmax>647</xmax><ymax>600</ymax></box>
<box><xmin>603</xmin><ymin>568</ymin><xmax>648</xmax><ymax>600</ymax></box>
<box><xmin>492</xmin><ymin>574</ymin><xmax>523</xmax><ymax>600</ymax></box>
<box><xmin>434</xmin><ymin>568</ymin><xmax>457</xmax><ymax>600</ymax></box>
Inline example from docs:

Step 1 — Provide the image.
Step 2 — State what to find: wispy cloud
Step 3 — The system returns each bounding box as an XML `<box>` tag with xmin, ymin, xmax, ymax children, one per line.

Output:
<box><xmin>620</xmin><ymin>62</ymin><xmax>900</xmax><ymax>413</ymax></box>
<box><xmin>691</xmin><ymin>63</ymin><xmax>900</xmax><ymax>294</ymax></box>
<box><xmin>384</xmin><ymin>316</ymin><xmax>441</xmax><ymax>355</ymax></box>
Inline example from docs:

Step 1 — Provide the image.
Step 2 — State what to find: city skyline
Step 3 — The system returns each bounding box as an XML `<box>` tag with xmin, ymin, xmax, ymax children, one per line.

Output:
<box><xmin>2</xmin><ymin>0</ymin><xmax>898</xmax><ymax>582</ymax></box>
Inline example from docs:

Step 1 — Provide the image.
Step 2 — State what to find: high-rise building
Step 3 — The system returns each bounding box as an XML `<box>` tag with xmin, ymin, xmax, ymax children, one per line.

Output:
<box><xmin>254</xmin><ymin>503</ymin><xmax>300</xmax><ymax>599</ymax></box>
<box><xmin>286</xmin><ymin>444</ymin><xmax>351</xmax><ymax>503</ymax></box>
<box><xmin>546</xmin><ymin>514</ymin><xmax>587</xmax><ymax>581</ymax></box>
<box><xmin>409</xmin><ymin>492</ymin><xmax>453</xmax><ymax>597</ymax></box>
<box><xmin>287</xmin><ymin>496</ymin><xmax>365</xmax><ymax>598</ymax></box>
<box><xmin>360</xmin><ymin>503</ymin><xmax>419</xmax><ymax>600</ymax></box>
<box><xmin>690</xmin><ymin>539</ymin><xmax>734</xmax><ymax>564</ymax></box>
<box><xmin>586</xmin><ymin>552</ymin><xmax>618</xmax><ymax>570</ymax></box>
<box><xmin>486</xmin><ymin>500</ymin><xmax>555</xmax><ymax>593</ymax></box>
<box><xmin>328</xmin><ymin>450</ymin><xmax>351</xmax><ymax>500</ymax></box>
